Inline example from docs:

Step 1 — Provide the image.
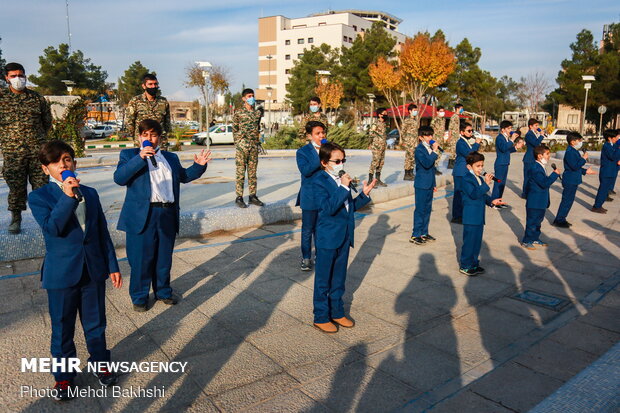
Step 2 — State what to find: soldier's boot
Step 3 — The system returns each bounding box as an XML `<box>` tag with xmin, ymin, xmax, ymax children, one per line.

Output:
<box><xmin>375</xmin><ymin>173</ymin><xmax>388</xmax><ymax>187</ymax></box>
<box><xmin>8</xmin><ymin>210</ymin><xmax>22</xmax><ymax>234</ymax></box>
<box><xmin>235</xmin><ymin>196</ymin><xmax>248</xmax><ymax>208</ymax></box>
<box><xmin>403</xmin><ymin>170</ymin><xmax>414</xmax><ymax>181</ymax></box>
<box><xmin>368</xmin><ymin>173</ymin><xmax>374</xmax><ymax>184</ymax></box>
<box><xmin>435</xmin><ymin>169</ymin><xmax>443</xmax><ymax>176</ymax></box>
<box><xmin>248</xmin><ymin>194</ymin><xmax>264</xmax><ymax>207</ymax></box>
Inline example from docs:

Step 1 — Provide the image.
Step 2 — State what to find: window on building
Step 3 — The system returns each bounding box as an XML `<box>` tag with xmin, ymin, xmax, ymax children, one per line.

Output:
<box><xmin>343</xmin><ymin>36</ymin><xmax>348</xmax><ymax>42</ymax></box>
<box><xmin>567</xmin><ymin>114</ymin><xmax>579</xmax><ymax>124</ymax></box>
<box><xmin>285</xmin><ymin>40</ymin><xmax>290</xmax><ymax>45</ymax></box>
<box><xmin>285</xmin><ymin>54</ymin><xmax>290</xmax><ymax>60</ymax></box>
<box><xmin>308</xmin><ymin>37</ymin><xmax>314</xmax><ymax>43</ymax></box>
<box><xmin>348</xmin><ymin>37</ymin><xmax>353</xmax><ymax>43</ymax></box>
<box><xmin>285</xmin><ymin>69</ymin><xmax>291</xmax><ymax>74</ymax></box>
<box><xmin>318</xmin><ymin>22</ymin><xmax>326</xmax><ymax>26</ymax></box>
<box><xmin>297</xmin><ymin>38</ymin><xmax>304</xmax><ymax>44</ymax></box>
<box><xmin>297</xmin><ymin>53</ymin><xmax>304</xmax><ymax>59</ymax></box>
<box><xmin>353</xmin><ymin>25</ymin><xmax>357</xmax><ymax>31</ymax></box>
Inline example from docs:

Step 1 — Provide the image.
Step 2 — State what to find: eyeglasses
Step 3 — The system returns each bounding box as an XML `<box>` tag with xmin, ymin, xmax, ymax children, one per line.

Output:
<box><xmin>328</xmin><ymin>159</ymin><xmax>346</xmax><ymax>165</ymax></box>
<box><xmin>465</xmin><ymin>129</ymin><xmax>473</xmax><ymax>133</ymax></box>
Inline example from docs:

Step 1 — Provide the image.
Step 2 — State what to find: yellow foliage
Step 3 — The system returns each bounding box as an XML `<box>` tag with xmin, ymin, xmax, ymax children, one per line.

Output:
<box><xmin>400</xmin><ymin>34</ymin><xmax>455</xmax><ymax>88</ymax></box>
<box><xmin>369</xmin><ymin>57</ymin><xmax>403</xmax><ymax>91</ymax></box>
<box><xmin>315</xmin><ymin>75</ymin><xmax>344</xmax><ymax>110</ymax></box>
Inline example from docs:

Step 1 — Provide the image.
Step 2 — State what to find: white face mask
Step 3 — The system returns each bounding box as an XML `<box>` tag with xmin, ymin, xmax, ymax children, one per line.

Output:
<box><xmin>573</xmin><ymin>141</ymin><xmax>583</xmax><ymax>150</ymax></box>
<box><xmin>411</xmin><ymin>111</ymin><xmax>418</xmax><ymax>117</ymax></box>
<box><xmin>540</xmin><ymin>158</ymin><xmax>548</xmax><ymax>166</ymax></box>
<box><xmin>311</xmin><ymin>141</ymin><xmax>321</xmax><ymax>149</ymax></box>
<box><xmin>9</xmin><ymin>76</ymin><xmax>27</xmax><ymax>91</ymax></box>
<box><xmin>438</xmin><ymin>111</ymin><xmax>445</xmax><ymax>117</ymax></box>
<box><xmin>328</xmin><ymin>163</ymin><xmax>344</xmax><ymax>176</ymax></box>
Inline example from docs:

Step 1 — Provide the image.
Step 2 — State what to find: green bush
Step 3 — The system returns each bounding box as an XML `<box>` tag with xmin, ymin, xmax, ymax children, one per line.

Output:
<box><xmin>263</xmin><ymin>125</ymin><xmax>304</xmax><ymax>149</ymax></box>
<box><xmin>326</xmin><ymin>122</ymin><xmax>368</xmax><ymax>149</ymax></box>
<box><xmin>49</xmin><ymin>98</ymin><xmax>87</xmax><ymax>158</ymax></box>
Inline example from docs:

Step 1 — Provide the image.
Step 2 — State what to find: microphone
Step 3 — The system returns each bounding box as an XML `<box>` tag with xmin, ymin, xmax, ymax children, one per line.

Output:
<box><xmin>551</xmin><ymin>163</ymin><xmax>562</xmax><ymax>181</ymax></box>
<box><xmin>142</xmin><ymin>140</ymin><xmax>157</xmax><ymax>167</ymax></box>
<box><xmin>60</xmin><ymin>170</ymin><xmax>83</xmax><ymax>202</ymax></box>
<box><xmin>429</xmin><ymin>140</ymin><xmax>444</xmax><ymax>153</ymax></box>
<box><xmin>338</xmin><ymin>170</ymin><xmax>358</xmax><ymax>192</ymax></box>
<box><xmin>582</xmin><ymin>148</ymin><xmax>587</xmax><ymax>155</ymax></box>
<box><xmin>483</xmin><ymin>172</ymin><xmax>501</xmax><ymax>183</ymax></box>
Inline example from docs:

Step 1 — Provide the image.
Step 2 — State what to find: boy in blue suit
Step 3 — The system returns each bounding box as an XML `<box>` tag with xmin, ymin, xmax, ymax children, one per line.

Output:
<box><xmin>295</xmin><ymin>120</ymin><xmax>325</xmax><ymax>271</ymax></box>
<box><xmin>312</xmin><ymin>142</ymin><xmax>376</xmax><ymax>333</ymax></box>
<box><xmin>491</xmin><ymin>120</ymin><xmax>524</xmax><ymax>205</ymax></box>
<box><xmin>114</xmin><ymin>119</ymin><xmax>211</xmax><ymax>312</ymax></box>
<box><xmin>592</xmin><ymin>129</ymin><xmax>620</xmax><ymax>213</ymax></box>
<box><xmin>459</xmin><ymin>151</ymin><xmax>502</xmax><ymax>276</ymax></box>
<box><xmin>553</xmin><ymin>132</ymin><xmax>595</xmax><ymax>226</ymax></box>
<box><xmin>29</xmin><ymin>140</ymin><xmax>122</xmax><ymax>401</ymax></box>
<box><xmin>521</xmin><ymin>118</ymin><xmax>545</xmax><ymax>198</ymax></box>
<box><xmin>521</xmin><ymin>145</ymin><xmax>561</xmax><ymax>249</ymax></box>
<box><xmin>451</xmin><ymin>122</ymin><xmax>481</xmax><ymax>223</ymax></box>
<box><xmin>410</xmin><ymin>126</ymin><xmax>440</xmax><ymax>245</ymax></box>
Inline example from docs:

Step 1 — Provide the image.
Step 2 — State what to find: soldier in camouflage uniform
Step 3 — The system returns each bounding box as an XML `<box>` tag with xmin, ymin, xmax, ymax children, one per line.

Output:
<box><xmin>0</xmin><ymin>63</ymin><xmax>51</xmax><ymax>234</ymax></box>
<box><xmin>446</xmin><ymin>104</ymin><xmax>463</xmax><ymax>167</ymax></box>
<box><xmin>430</xmin><ymin>106</ymin><xmax>447</xmax><ymax>175</ymax></box>
<box><xmin>297</xmin><ymin>97</ymin><xmax>329</xmax><ymax>141</ymax></box>
<box><xmin>401</xmin><ymin>103</ymin><xmax>420</xmax><ymax>181</ymax></box>
<box><xmin>232</xmin><ymin>88</ymin><xmax>264</xmax><ymax>208</ymax></box>
<box><xmin>126</xmin><ymin>73</ymin><xmax>171</xmax><ymax>150</ymax></box>
<box><xmin>368</xmin><ymin>108</ymin><xmax>388</xmax><ymax>187</ymax></box>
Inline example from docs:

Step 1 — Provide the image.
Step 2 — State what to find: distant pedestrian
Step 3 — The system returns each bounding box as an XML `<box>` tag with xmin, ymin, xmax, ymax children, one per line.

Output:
<box><xmin>298</xmin><ymin>97</ymin><xmax>329</xmax><ymax>141</ymax></box>
<box><xmin>126</xmin><ymin>73</ymin><xmax>171</xmax><ymax>150</ymax></box>
<box><xmin>368</xmin><ymin>108</ymin><xmax>388</xmax><ymax>187</ymax></box>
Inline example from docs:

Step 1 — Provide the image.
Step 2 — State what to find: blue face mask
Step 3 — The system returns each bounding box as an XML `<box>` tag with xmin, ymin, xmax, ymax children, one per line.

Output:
<box><xmin>459</xmin><ymin>108</ymin><xmax>464</xmax><ymax>114</ymax></box>
<box><xmin>309</xmin><ymin>105</ymin><xmax>319</xmax><ymax>113</ymax></box>
<box><xmin>246</xmin><ymin>97</ymin><xmax>256</xmax><ymax>106</ymax></box>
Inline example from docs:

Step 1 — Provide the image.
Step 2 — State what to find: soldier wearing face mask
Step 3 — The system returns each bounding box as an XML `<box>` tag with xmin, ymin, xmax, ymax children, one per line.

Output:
<box><xmin>431</xmin><ymin>106</ymin><xmax>446</xmax><ymax>144</ymax></box>
<box><xmin>0</xmin><ymin>62</ymin><xmax>52</xmax><ymax>234</ymax></box>
<box><xmin>298</xmin><ymin>96</ymin><xmax>329</xmax><ymax>142</ymax></box>
<box><xmin>401</xmin><ymin>103</ymin><xmax>419</xmax><ymax>181</ymax></box>
<box><xmin>126</xmin><ymin>73</ymin><xmax>171</xmax><ymax>150</ymax></box>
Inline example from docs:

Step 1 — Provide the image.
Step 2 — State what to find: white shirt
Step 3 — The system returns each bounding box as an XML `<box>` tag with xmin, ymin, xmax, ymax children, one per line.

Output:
<box><xmin>536</xmin><ymin>160</ymin><xmax>548</xmax><ymax>176</ymax></box>
<box><xmin>422</xmin><ymin>141</ymin><xmax>433</xmax><ymax>154</ymax></box>
<box><xmin>50</xmin><ymin>175</ymin><xmax>86</xmax><ymax>231</ymax></box>
<box><xmin>148</xmin><ymin>149</ymin><xmax>175</xmax><ymax>203</ymax></box>
<box><xmin>469</xmin><ymin>170</ymin><xmax>482</xmax><ymax>185</ymax></box>
<box><xmin>460</xmin><ymin>136</ymin><xmax>474</xmax><ymax>149</ymax></box>
<box><xmin>328</xmin><ymin>172</ymin><xmax>350</xmax><ymax>212</ymax></box>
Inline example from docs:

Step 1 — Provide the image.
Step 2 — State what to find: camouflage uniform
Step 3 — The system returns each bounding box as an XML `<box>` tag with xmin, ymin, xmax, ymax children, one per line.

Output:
<box><xmin>401</xmin><ymin>115</ymin><xmax>419</xmax><ymax>170</ymax></box>
<box><xmin>447</xmin><ymin>113</ymin><xmax>461</xmax><ymax>160</ymax></box>
<box><xmin>233</xmin><ymin>105</ymin><xmax>261</xmax><ymax>197</ymax></box>
<box><xmin>126</xmin><ymin>93</ymin><xmax>171</xmax><ymax>149</ymax></box>
<box><xmin>431</xmin><ymin>115</ymin><xmax>446</xmax><ymax>168</ymax></box>
<box><xmin>368</xmin><ymin>119</ymin><xmax>388</xmax><ymax>174</ymax></box>
<box><xmin>0</xmin><ymin>88</ymin><xmax>51</xmax><ymax>211</ymax></box>
<box><xmin>298</xmin><ymin>112</ymin><xmax>329</xmax><ymax>141</ymax></box>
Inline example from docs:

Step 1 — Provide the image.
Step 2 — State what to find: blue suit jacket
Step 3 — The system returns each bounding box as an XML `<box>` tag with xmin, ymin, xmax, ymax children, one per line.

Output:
<box><xmin>313</xmin><ymin>170</ymin><xmax>371</xmax><ymax>249</ymax></box>
<box><xmin>295</xmin><ymin>143</ymin><xmax>321</xmax><ymax>210</ymax></box>
<box><xmin>461</xmin><ymin>172</ymin><xmax>492</xmax><ymax>225</ymax></box>
<box><xmin>562</xmin><ymin>146</ymin><xmax>587</xmax><ymax>185</ymax></box>
<box><xmin>495</xmin><ymin>134</ymin><xmax>516</xmax><ymax>166</ymax></box>
<box><xmin>453</xmin><ymin>138</ymin><xmax>480</xmax><ymax>177</ymax></box>
<box><xmin>113</xmin><ymin>149</ymin><xmax>207</xmax><ymax>234</ymax></box>
<box><xmin>523</xmin><ymin>130</ymin><xmax>544</xmax><ymax>164</ymax></box>
<box><xmin>600</xmin><ymin>141</ymin><xmax>620</xmax><ymax>178</ymax></box>
<box><xmin>29</xmin><ymin>183</ymin><xmax>119</xmax><ymax>289</ymax></box>
<box><xmin>414</xmin><ymin>143</ymin><xmax>438</xmax><ymax>189</ymax></box>
<box><xmin>526</xmin><ymin>162</ymin><xmax>559</xmax><ymax>209</ymax></box>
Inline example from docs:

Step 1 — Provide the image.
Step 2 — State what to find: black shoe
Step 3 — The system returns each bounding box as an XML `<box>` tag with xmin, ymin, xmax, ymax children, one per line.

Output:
<box><xmin>610</xmin><ymin>190</ymin><xmax>617</xmax><ymax>195</ymax></box>
<box><xmin>450</xmin><ymin>217</ymin><xmax>462</xmax><ymax>224</ymax></box>
<box><xmin>52</xmin><ymin>380</ymin><xmax>74</xmax><ymax>401</ymax></box>
<box><xmin>158</xmin><ymin>296</ymin><xmax>178</xmax><ymax>305</ymax></box>
<box><xmin>409</xmin><ymin>236</ymin><xmax>426</xmax><ymax>245</ymax></box>
<box><xmin>248</xmin><ymin>194</ymin><xmax>264</xmax><ymax>206</ymax></box>
<box><xmin>235</xmin><ymin>196</ymin><xmax>248</xmax><ymax>208</ymax></box>
<box><xmin>606</xmin><ymin>196</ymin><xmax>614</xmax><ymax>202</ymax></box>
<box><xmin>93</xmin><ymin>367</ymin><xmax>118</xmax><ymax>387</ymax></box>
<box><xmin>474</xmin><ymin>266</ymin><xmax>485</xmax><ymax>274</ymax></box>
<box><xmin>300</xmin><ymin>258</ymin><xmax>312</xmax><ymax>271</ymax></box>
<box><xmin>368</xmin><ymin>173</ymin><xmax>374</xmax><ymax>183</ymax></box>
<box><xmin>435</xmin><ymin>170</ymin><xmax>442</xmax><ymax>176</ymax></box>
<box><xmin>552</xmin><ymin>220</ymin><xmax>570</xmax><ymax>228</ymax></box>
<box><xmin>8</xmin><ymin>210</ymin><xmax>21</xmax><ymax>234</ymax></box>
<box><xmin>422</xmin><ymin>234</ymin><xmax>436</xmax><ymax>242</ymax></box>
<box><xmin>375</xmin><ymin>173</ymin><xmax>388</xmax><ymax>187</ymax></box>
<box><xmin>459</xmin><ymin>267</ymin><xmax>478</xmax><ymax>276</ymax></box>
<box><xmin>133</xmin><ymin>303</ymin><xmax>148</xmax><ymax>312</ymax></box>
<box><xmin>403</xmin><ymin>170</ymin><xmax>414</xmax><ymax>181</ymax></box>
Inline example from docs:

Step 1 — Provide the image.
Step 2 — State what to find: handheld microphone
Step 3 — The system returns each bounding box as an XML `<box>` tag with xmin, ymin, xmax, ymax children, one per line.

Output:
<box><xmin>60</xmin><ymin>170</ymin><xmax>83</xmax><ymax>202</ymax></box>
<box><xmin>142</xmin><ymin>140</ymin><xmax>157</xmax><ymax>167</ymax></box>
<box><xmin>483</xmin><ymin>172</ymin><xmax>501</xmax><ymax>183</ymax></box>
<box><xmin>551</xmin><ymin>163</ymin><xmax>562</xmax><ymax>181</ymax></box>
<box><xmin>338</xmin><ymin>170</ymin><xmax>358</xmax><ymax>192</ymax></box>
<box><xmin>429</xmin><ymin>140</ymin><xmax>444</xmax><ymax>153</ymax></box>
<box><xmin>582</xmin><ymin>148</ymin><xmax>587</xmax><ymax>155</ymax></box>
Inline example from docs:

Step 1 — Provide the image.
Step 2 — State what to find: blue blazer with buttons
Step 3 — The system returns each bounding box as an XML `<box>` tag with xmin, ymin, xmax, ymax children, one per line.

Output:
<box><xmin>523</xmin><ymin>130</ymin><xmax>544</xmax><ymax>164</ymax></box>
<box><xmin>495</xmin><ymin>134</ymin><xmax>516</xmax><ymax>166</ymax></box>
<box><xmin>29</xmin><ymin>183</ymin><xmax>120</xmax><ymax>289</ymax></box>
<box><xmin>526</xmin><ymin>162</ymin><xmax>559</xmax><ymax>209</ymax></box>
<box><xmin>600</xmin><ymin>141</ymin><xmax>620</xmax><ymax>178</ymax></box>
<box><xmin>414</xmin><ymin>143</ymin><xmax>438</xmax><ymax>189</ymax></box>
<box><xmin>461</xmin><ymin>172</ymin><xmax>493</xmax><ymax>225</ymax></box>
<box><xmin>113</xmin><ymin>148</ymin><xmax>207</xmax><ymax>234</ymax></box>
<box><xmin>453</xmin><ymin>138</ymin><xmax>480</xmax><ymax>177</ymax></box>
<box><xmin>313</xmin><ymin>170</ymin><xmax>371</xmax><ymax>249</ymax></box>
<box><xmin>295</xmin><ymin>143</ymin><xmax>321</xmax><ymax>210</ymax></box>
<box><xmin>562</xmin><ymin>146</ymin><xmax>587</xmax><ymax>185</ymax></box>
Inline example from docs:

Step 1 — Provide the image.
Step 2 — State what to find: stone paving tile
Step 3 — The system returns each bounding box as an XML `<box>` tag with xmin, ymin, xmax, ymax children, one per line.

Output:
<box><xmin>426</xmin><ymin>389</ymin><xmax>513</xmax><ymax>413</ymax></box>
<box><xmin>577</xmin><ymin>303</ymin><xmax>620</xmax><ymax>333</ymax></box>
<box><xmin>244</xmin><ymin>389</ymin><xmax>329</xmax><ymax>413</ymax></box>
<box><xmin>548</xmin><ymin>321</ymin><xmax>620</xmax><ymax>357</ymax></box>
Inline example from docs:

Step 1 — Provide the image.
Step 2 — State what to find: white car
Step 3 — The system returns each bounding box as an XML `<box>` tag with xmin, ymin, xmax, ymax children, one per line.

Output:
<box><xmin>192</xmin><ymin>124</ymin><xmax>234</xmax><ymax>145</ymax></box>
<box><xmin>473</xmin><ymin>131</ymin><xmax>493</xmax><ymax>150</ymax></box>
<box><xmin>544</xmin><ymin>129</ymin><xmax>571</xmax><ymax>146</ymax></box>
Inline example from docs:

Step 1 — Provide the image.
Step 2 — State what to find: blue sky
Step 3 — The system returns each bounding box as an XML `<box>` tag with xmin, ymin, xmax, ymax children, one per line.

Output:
<box><xmin>1</xmin><ymin>1</ymin><xmax>615</xmax><ymax>102</ymax></box>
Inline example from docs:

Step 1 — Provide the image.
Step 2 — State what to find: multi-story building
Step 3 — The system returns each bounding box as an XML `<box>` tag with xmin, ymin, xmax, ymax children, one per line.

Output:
<box><xmin>257</xmin><ymin>10</ymin><xmax>407</xmax><ymax>112</ymax></box>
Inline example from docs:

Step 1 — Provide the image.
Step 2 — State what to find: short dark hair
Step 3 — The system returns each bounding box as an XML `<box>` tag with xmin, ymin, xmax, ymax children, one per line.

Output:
<box><xmin>437</xmin><ymin>106</ymin><xmax>444</xmax><ymax>111</ymax></box>
<box><xmin>566</xmin><ymin>131</ymin><xmax>583</xmax><ymax>144</ymax></box>
<box><xmin>454</xmin><ymin>103</ymin><xmax>463</xmax><ymax>110</ymax></box>
<box><xmin>528</xmin><ymin>118</ymin><xmax>540</xmax><ymax>127</ymax></box>
<box><xmin>603</xmin><ymin>129</ymin><xmax>617</xmax><ymax>141</ymax></box>
<box><xmin>376</xmin><ymin>108</ymin><xmax>387</xmax><ymax>117</ymax></box>
<box><xmin>305</xmin><ymin>120</ymin><xmax>325</xmax><ymax>135</ymax></box>
<box><xmin>418</xmin><ymin>126</ymin><xmax>433</xmax><ymax>137</ymax></box>
<box><xmin>499</xmin><ymin>120</ymin><xmax>513</xmax><ymax>129</ymax></box>
<box><xmin>39</xmin><ymin>140</ymin><xmax>75</xmax><ymax>166</ymax></box>
<box><xmin>319</xmin><ymin>142</ymin><xmax>345</xmax><ymax>168</ymax></box>
<box><xmin>138</xmin><ymin>119</ymin><xmax>163</xmax><ymax>136</ymax></box>
<box><xmin>407</xmin><ymin>103</ymin><xmax>417</xmax><ymax>111</ymax></box>
<box><xmin>242</xmin><ymin>88</ymin><xmax>254</xmax><ymax>97</ymax></box>
<box><xmin>534</xmin><ymin>144</ymin><xmax>549</xmax><ymax>160</ymax></box>
<box><xmin>142</xmin><ymin>73</ymin><xmax>158</xmax><ymax>83</ymax></box>
<box><xmin>460</xmin><ymin>122</ymin><xmax>472</xmax><ymax>132</ymax></box>
<box><xmin>309</xmin><ymin>96</ymin><xmax>321</xmax><ymax>104</ymax></box>
<box><xmin>5</xmin><ymin>62</ymin><xmax>25</xmax><ymax>74</ymax></box>
<box><xmin>466</xmin><ymin>151</ymin><xmax>485</xmax><ymax>165</ymax></box>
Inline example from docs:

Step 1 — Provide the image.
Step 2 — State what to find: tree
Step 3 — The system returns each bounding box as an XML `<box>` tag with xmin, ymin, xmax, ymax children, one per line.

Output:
<box><xmin>29</xmin><ymin>43</ymin><xmax>108</xmax><ymax>97</ymax></box>
<box><xmin>117</xmin><ymin>61</ymin><xmax>151</xmax><ymax>105</ymax></box>
<box><xmin>0</xmin><ymin>37</ymin><xmax>6</xmax><ymax>88</ymax></box>
<box><xmin>369</xmin><ymin>56</ymin><xmax>405</xmax><ymax>139</ymax></box>
<box><xmin>518</xmin><ymin>71</ymin><xmax>551</xmax><ymax>113</ymax></box>
<box><xmin>185</xmin><ymin>62</ymin><xmax>231</xmax><ymax>129</ymax></box>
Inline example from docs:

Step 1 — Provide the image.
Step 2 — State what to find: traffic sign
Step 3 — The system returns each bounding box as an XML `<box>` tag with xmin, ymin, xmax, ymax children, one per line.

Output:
<box><xmin>598</xmin><ymin>105</ymin><xmax>607</xmax><ymax>114</ymax></box>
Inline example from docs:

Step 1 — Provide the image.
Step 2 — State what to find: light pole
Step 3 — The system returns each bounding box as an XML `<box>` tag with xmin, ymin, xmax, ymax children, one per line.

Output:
<box><xmin>598</xmin><ymin>105</ymin><xmax>607</xmax><ymax>136</ymax></box>
<box><xmin>367</xmin><ymin>93</ymin><xmax>375</xmax><ymax>130</ymax></box>
<box><xmin>266</xmin><ymin>55</ymin><xmax>273</xmax><ymax>134</ymax></box>
<box><xmin>196</xmin><ymin>61</ymin><xmax>212</xmax><ymax>146</ymax></box>
<box><xmin>581</xmin><ymin>75</ymin><xmax>595</xmax><ymax>135</ymax></box>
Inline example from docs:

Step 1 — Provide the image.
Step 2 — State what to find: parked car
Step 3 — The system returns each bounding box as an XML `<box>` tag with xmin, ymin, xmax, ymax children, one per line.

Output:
<box><xmin>473</xmin><ymin>131</ymin><xmax>493</xmax><ymax>150</ymax></box>
<box><xmin>191</xmin><ymin>124</ymin><xmax>234</xmax><ymax>145</ymax></box>
<box><xmin>387</xmin><ymin>129</ymin><xmax>399</xmax><ymax>149</ymax></box>
<box><xmin>85</xmin><ymin>125</ymin><xmax>115</xmax><ymax>139</ymax></box>
<box><xmin>544</xmin><ymin>129</ymin><xmax>571</xmax><ymax>146</ymax></box>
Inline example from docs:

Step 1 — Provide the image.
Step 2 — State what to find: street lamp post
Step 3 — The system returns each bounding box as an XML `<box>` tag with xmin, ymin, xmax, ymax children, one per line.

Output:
<box><xmin>581</xmin><ymin>75</ymin><xmax>595</xmax><ymax>135</ymax></box>
<box><xmin>266</xmin><ymin>55</ymin><xmax>273</xmax><ymax>135</ymax></box>
<box><xmin>196</xmin><ymin>61</ymin><xmax>212</xmax><ymax>146</ymax></box>
<box><xmin>367</xmin><ymin>93</ymin><xmax>375</xmax><ymax>130</ymax></box>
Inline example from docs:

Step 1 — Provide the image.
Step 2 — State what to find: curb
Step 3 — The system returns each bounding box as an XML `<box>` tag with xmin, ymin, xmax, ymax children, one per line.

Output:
<box><xmin>84</xmin><ymin>141</ymin><xmax>197</xmax><ymax>149</ymax></box>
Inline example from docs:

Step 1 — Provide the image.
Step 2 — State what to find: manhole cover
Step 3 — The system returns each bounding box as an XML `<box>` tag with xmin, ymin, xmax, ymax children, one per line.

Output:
<box><xmin>511</xmin><ymin>290</ymin><xmax>570</xmax><ymax>311</ymax></box>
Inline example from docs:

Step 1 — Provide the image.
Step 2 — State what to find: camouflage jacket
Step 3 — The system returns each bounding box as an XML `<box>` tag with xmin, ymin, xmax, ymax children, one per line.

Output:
<box><xmin>0</xmin><ymin>88</ymin><xmax>52</xmax><ymax>152</ymax></box>
<box><xmin>401</xmin><ymin>116</ymin><xmax>419</xmax><ymax>144</ymax></box>
<box><xmin>431</xmin><ymin>115</ymin><xmax>445</xmax><ymax>141</ymax></box>
<box><xmin>298</xmin><ymin>112</ymin><xmax>329</xmax><ymax>140</ymax></box>
<box><xmin>126</xmin><ymin>93</ymin><xmax>171</xmax><ymax>138</ymax></box>
<box><xmin>449</xmin><ymin>113</ymin><xmax>460</xmax><ymax>141</ymax></box>
<box><xmin>369</xmin><ymin>119</ymin><xmax>388</xmax><ymax>150</ymax></box>
<box><xmin>233</xmin><ymin>105</ymin><xmax>261</xmax><ymax>149</ymax></box>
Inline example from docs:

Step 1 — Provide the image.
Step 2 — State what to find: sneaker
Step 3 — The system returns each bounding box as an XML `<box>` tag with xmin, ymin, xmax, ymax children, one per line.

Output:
<box><xmin>300</xmin><ymin>258</ymin><xmax>312</xmax><ymax>271</ymax></box>
<box><xmin>474</xmin><ymin>266</ymin><xmax>485</xmax><ymax>274</ymax></box>
<box><xmin>459</xmin><ymin>267</ymin><xmax>478</xmax><ymax>276</ymax></box>
<box><xmin>499</xmin><ymin>204</ymin><xmax>509</xmax><ymax>209</ymax></box>
<box><xmin>490</xmin><ymin>205</ymin><xmax>500</xmax><ymax>210</ymax></box>
<box><xmin>532</xmin><ymin>240</ymin><xmax>548</xmax><ymax>247</ymax></box>
<box><xmin>521</xmin><ymin>242</ymin><xmax>536</xmax><ymax>250</ymax></box>
<box><xmin>52</xmin><ymin>380</ymin><xmax>74</xmax><ymax>401</ymax></box>
<box><xmin>422</xmin><ymin>234</ymin><xmax>436</xmax><ymax>242</ymax></box>
<box><xmin>93</xmin><ymin>367</ymin><xmax>118</xmax><ymax>387</ymax></box>
<box><xmin>552</xmin><ymin>221</ymin><xmax>570</xmax><ymax>228</ymax></box>
<box><xmin>409</xmin><ymin>236</ymin><xmax>426</xmax><ymax>245</ymax></box>
<box><xmin>133</xmin><ymin>303</ymin><xmax>148</xmax><ymax>312</ymax></box>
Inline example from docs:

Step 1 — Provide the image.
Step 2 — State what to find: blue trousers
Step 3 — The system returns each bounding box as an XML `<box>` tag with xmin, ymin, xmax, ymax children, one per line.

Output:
<box><xmin>126</xmin><ymin>205</ymin><xmax>176</xmax><ymax>305</ymax></box>
<box><xmin>555</xmin><ymin>183</ymin><xmax>578</xmax><ymax>223</ymax></box>
<box><xmin>301</xmin><ymin>209</ymin><xmax>318</xmax><ymax>259</ymax></box>
<box><xmin>412</xmin><ymin>188</ymin><xmax>433</xmax><ymax>237</ymax></box>
<box><xmin>594</xmin><ymin>177</ymin><xmax>614</xmax><ymax>208</ymax></box>
<box><xmin>314</xmin><ymin>235</ymin><xmax>350</xmax><ymax>323</ymax></box>
<box><xmin>460</xmin><ymin>224</ymin><xmax>483</xmax><ymax>269</ymax></box>
<box><xmin>491</xmin><ymin>163</ymin><xmax>509</xmax><ymax>200</ymax></box>
<box><xmin>522</xmin><ymin>162</ymin><xmax>533</xmax><ymax>197</ymax></box>
<box><xmin>611</xmin><ymin>174</ymin><xmax>618</xmax><ymax>192</ymax></box>
<box><xmin>452</xmin><ymin>176</ymin><xmax>463</xmax><ymax>220</ymax></box>
<box><xmin>47</xmin><ymin>269</ymin><xmax>109</xmax><ymax>381</ymax></box>
<box><xmin>523</xmin><ymin>208</ymin><xmax>546</xmax><ymax>244</ymax></box>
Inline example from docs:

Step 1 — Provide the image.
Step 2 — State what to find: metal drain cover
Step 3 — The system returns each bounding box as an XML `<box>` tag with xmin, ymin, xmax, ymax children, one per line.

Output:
<box><xmin>511</xmin><ymin>290</ymin><xmax>570</xmax><ymax>311</ymax></box>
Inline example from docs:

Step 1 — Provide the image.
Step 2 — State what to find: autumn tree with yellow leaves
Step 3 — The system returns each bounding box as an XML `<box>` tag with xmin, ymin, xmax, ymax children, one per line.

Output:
<box><xmin>369</xmin><ymin>56</ymin><xmax>405</xmax><ymax>140</ymax></box>
<box><xmin>315</xmin><ymin>73</ymin><xmax>344</xmax><ymax>122</ymax></box>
